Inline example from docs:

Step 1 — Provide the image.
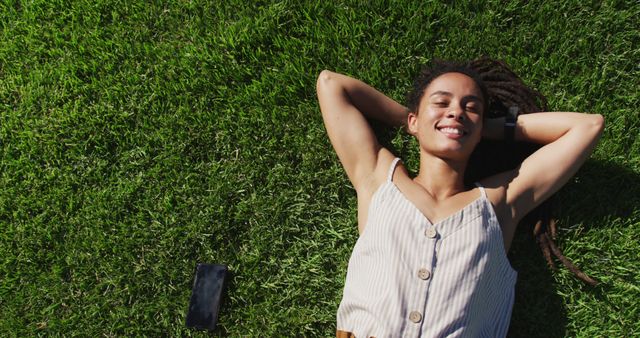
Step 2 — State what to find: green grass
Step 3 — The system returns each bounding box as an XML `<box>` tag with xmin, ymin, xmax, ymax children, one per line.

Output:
<box><xmin>1</xmin><ymin>0</ymin><xmax>638</xmax><ymax>336</ymax></box>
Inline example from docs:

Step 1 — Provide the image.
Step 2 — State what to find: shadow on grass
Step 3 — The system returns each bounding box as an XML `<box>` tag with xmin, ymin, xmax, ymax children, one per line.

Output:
<box><xmin>508</xmin><ymin>159</ymin><xmax>639</xmax><ymax>337</ymax></box>
<box><xmin>557</xmin><ymin>159</ymin><xmax>639</xmax><ymax>225</ymax></box>
<box><xmin>508</xmin><ymin>227</ymin><xmax>568</xmax><ymax>338</ymax></box>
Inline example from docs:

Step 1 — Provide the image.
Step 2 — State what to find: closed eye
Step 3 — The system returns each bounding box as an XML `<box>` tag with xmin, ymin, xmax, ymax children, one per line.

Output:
<box><xmin>461</xmin><ymin>96</ymin><xmax>484</xmax><ymax>115</ymax></box>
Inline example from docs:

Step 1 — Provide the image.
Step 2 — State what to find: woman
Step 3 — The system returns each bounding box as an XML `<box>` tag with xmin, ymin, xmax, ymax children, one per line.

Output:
<box><xmin>316</xmin><ymin>59</ymin><xmax>604</xmax><ymax>337</ymax></box>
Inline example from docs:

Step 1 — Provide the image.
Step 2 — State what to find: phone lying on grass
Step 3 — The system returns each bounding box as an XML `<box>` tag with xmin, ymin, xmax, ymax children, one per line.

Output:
<box><xmin>186</xmin><ymin>263</ymin><xmax>228</xmax><ymax>330</ymax></box>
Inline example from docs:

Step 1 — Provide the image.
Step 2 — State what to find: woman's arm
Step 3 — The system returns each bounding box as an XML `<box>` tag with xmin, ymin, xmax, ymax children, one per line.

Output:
<box><xmin>316</xmin><ymin>70</ymin><xmax>407</xmax><ymax>190</ymax></box>
<box><xmin>483</xmin><ymin>112</ymin><xmax>605</xmax><ymax>222</ymax></box>
<box><xmin>484</xmin><ymin>113</ymin><xmax>603</xmax><ymax>144</ymax></box>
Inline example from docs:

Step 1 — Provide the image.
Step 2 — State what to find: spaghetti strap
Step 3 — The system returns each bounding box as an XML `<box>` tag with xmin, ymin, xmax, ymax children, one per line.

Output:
<box><xmin>387</xmin><ymin>158</ymin><xmax>401</xmax><ymax>182</ymax></box>
<box><xmin>474</xmin><ymin>182</ymin><xmax>487</xmax><ymax>198</ymax></box>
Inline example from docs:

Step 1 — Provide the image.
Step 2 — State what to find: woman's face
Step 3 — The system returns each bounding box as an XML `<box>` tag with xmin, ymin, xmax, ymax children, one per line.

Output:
<box><xmin>407</xmin><ymin>72</ymin><xmax>485</xmax><ymax>161</ymax></box>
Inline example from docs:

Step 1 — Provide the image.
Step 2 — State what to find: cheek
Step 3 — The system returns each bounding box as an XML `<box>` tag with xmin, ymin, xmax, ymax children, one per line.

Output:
<box><xmin>468</xmin><ymin>112</ymin><xmax>483</xmax><ymax>126</ymax></box>
<box><xmin>417</xmin><ymin>109</ymin><xmax>441</xmax><ymax>128</ymax></box>
<box><xmin>423</xmin><ymin>106</ymin><xmax>442</xmax><ymax>118</ymax></box>
<box><xmin>474</xmin><ymin>116</ymin><xmax>483</xmax><ymax>127</ymax></box>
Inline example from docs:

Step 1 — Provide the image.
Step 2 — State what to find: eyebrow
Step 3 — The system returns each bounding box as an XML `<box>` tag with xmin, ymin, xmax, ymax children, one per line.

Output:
<box><xmin>430</xmin><ymin>91</ymin><xmax>484</xmax><ymax>103</ymax></box>
<box><xmin>429</xmin><ymin>91</ymin><xmax>452</xmax><ymax>97</ymax></box>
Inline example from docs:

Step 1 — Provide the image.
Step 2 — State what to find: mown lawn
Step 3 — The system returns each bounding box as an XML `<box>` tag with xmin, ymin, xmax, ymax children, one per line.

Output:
<box><xmin>1</xmin><ymin>0</ymin><xmax>638</xmax><ymax>336</ymax></box>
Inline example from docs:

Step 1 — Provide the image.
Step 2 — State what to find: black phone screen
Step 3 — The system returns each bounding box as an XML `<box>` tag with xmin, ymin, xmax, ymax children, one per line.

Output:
<box><xmin>186</xmin><ymin>263</ymin><xmax>228</xmax><ymax>330</ymax></box>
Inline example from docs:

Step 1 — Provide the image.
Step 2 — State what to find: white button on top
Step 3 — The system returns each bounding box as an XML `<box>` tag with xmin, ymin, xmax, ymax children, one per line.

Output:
<box><xmin>425</xmin><ymin>227</ymin><xmax>437</xmax><ymax>238</ymax></box>
<box><xmin>418</xmin><ymin>268</ymin><xmax>431</xmax><ymax>280</ymax></box>
<box><xmin>409</xmin><ymin>311</ymin><xmax>422</xmax><ymax>323</ymax></box>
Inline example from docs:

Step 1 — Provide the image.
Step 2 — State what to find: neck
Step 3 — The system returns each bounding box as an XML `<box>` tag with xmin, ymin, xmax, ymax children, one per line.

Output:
<box><xmin>414</xmin><ymin>152</ymin><xmax>468</xmax><ymax>201</ymax></box>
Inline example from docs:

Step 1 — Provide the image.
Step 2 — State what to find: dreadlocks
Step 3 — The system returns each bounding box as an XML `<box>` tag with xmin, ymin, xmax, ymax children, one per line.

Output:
<box><xmin>406</xmin><ymin>57</ymin><xmax>597</xmax><ymax>286</ymax></box>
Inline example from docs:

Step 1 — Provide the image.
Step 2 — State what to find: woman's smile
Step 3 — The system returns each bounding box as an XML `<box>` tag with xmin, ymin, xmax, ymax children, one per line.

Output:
<box><xmin>436</xmin><ymin>123</ymin><xmax>467</xmax><ymax>139</ymax></box>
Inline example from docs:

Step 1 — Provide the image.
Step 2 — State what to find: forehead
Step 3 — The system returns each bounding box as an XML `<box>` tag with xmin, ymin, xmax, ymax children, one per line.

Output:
<box><xmin>423</xmin><ymin>72</ymin><xmax>482</xmax><ymax>98</ymax></box>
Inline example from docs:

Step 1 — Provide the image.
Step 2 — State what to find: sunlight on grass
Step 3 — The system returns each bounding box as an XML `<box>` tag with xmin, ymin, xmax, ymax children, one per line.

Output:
<box><xmin>1</xmin><ymin>0</ymin><xmax>638</xmax><ymax>336</ymax></box>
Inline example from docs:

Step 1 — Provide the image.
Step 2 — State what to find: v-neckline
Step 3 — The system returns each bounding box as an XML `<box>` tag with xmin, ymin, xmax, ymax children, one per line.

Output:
<box><xmin>388</xmin><ymin>181</ymin><xmax>483</xmax><ymax>226</ymax></box>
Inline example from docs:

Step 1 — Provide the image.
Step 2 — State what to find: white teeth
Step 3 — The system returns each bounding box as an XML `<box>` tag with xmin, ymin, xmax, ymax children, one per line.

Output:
<box><xmin>439</xmin><ymin>127</ymin><xmax>463</xmax><ymax>135</ymax></box>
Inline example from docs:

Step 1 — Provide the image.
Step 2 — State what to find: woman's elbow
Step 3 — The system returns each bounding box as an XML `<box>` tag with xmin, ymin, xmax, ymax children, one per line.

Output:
<box><xmin>316</xmin><ymin>70</ymin><xmax>334</xmax><ymax>91</ymax></box>
<box><xmin>580</xmin><ymin>113</ymin><xmax>605</xmax><ymax>142</ymax></box>
<box><xmin>589</xmin><ymin>113</ymin><xmax>605</xmax><ymax>134</ymax></box>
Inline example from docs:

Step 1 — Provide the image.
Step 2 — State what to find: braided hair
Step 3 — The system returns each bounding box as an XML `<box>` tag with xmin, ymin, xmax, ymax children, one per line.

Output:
<box><xmin>406</xmin><ymin>57</ymin><xmax>597</xmax><ymax>285</ymax></box>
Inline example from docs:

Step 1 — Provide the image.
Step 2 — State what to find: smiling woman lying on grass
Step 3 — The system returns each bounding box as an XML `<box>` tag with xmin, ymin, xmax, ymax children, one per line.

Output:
<box><xmin>316</xmin><ymin>58</ymin><xmax>604</xmax><ymax>337</ymax></box>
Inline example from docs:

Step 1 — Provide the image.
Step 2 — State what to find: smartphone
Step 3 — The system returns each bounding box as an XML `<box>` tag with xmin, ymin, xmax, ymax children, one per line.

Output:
<box><xmin>186</xmin><ymin>263</ymin><xmax>228</xmax><ymax>330</ymax></box>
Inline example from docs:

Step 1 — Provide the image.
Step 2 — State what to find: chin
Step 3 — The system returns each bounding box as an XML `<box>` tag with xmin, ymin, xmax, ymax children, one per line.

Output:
<box><xmin>429</xmin><ymin>143</ymin><xmax>477</xmax><ymax>161</ymax></box>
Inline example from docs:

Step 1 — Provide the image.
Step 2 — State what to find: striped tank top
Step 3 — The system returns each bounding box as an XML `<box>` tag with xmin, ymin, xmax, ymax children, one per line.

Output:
<box><xmin>337</xmin><ymin>158</ymin><xmax>517</xmax><ymax>337</ymax></box>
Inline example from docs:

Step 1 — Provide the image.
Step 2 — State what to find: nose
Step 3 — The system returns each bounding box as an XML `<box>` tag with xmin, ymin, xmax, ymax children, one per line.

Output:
<box><xmin>447</xmin><ymin>107</ymin><xmax>465</xmax><ymax>121</ymax></box>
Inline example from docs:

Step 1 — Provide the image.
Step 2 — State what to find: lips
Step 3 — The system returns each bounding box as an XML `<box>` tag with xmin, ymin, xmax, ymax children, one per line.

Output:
<box><xmin>436</xmin><ymin>124</ymin><xmax>467</xmax><ymax>137</ymax></box>
<box><xmin>439</xmin><ymin>127</ymin><xmax>464</xmax><ymax>135</ymax></box>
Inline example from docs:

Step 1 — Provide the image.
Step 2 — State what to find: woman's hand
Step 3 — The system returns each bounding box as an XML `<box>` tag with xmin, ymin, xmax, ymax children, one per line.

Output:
<box><xmin>482</xmin><ymin>112</ymin><xmax>604</xmax><ymax>144</ymax></box>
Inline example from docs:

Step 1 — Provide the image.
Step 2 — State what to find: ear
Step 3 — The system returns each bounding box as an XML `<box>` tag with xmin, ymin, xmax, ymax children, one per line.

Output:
<box><xmin>407</xmin><ymin>111</ymin><xmax>418</xmax><ymax>136</ymax></box>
